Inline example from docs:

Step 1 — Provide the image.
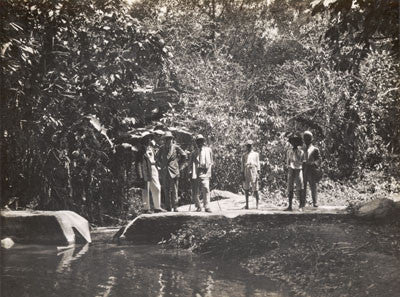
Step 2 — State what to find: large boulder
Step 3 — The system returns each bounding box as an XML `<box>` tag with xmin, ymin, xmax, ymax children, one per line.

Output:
<box><xmin>1</xmin><ymin>210</ymin><xmax>91</xmax><ymax>245</ymax></box>
<box><xmin>119</xmin><ymin>212</ymin><xmax>226</xmax><ymax>244</ymax></box>
<box><xmin>118</xmin><ymin>209</ymin><xmax>348</xmax><ymax>244</ymax></box>
<box><xmin>355</xmin><ymin>198</ymin><xmax>400</xmax><ymax>221</ymax></box>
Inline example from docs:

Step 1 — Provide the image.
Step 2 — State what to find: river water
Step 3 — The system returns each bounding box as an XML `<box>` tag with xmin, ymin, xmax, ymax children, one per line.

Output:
<box><xmin>1</xmin><ymin>239</ymin><xmax>290</xmax><ymax>297</ymax></box>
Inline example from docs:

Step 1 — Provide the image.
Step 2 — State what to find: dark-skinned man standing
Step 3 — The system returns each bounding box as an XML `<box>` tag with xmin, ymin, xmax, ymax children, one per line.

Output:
<box><xmin>302</xmin><ymin>130</ymin><xmax>321</xmax><ymax>208</ymax></box>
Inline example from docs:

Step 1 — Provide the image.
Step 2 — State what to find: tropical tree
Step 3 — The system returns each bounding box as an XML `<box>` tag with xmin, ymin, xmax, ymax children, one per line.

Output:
<box><xmin>1</xmin><ymin>0</ymin><xmax>176</xmax><ymax>223</ymax></box>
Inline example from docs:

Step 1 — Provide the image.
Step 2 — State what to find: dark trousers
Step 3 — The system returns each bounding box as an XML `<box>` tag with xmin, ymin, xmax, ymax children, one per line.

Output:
<box><xmin>162</xmin><ymin>174</ymin><xmax>179</xmax><ymax>210</ymax></box>
<box><xmin>303</xmin><ymin>165</ymin><xmax>318</xmax><ymax>206</ymax></box>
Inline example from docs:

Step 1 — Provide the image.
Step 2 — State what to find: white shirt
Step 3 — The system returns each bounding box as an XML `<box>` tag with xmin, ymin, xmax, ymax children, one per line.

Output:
<box><xmin>241</xmin><ymin>151</ymin><xmax>260</xmax><ymax>171</ymax></box>
<box><xmin>145</xmin><ymin>147</ymin><xmax>156</xmax><ymax>165</ymax></box>
<box><xmin>192</xmin><ymin>146</ymin><xmax>213</xmax><ymax>179</ymax></box>
<box><xmin>287</xmin><ymin>148</ymin><xmax>304</xmax><ymax>169</ymax></box>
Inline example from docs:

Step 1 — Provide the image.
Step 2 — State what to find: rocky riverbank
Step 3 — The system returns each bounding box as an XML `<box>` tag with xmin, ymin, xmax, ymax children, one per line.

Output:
<box><xmin>163</xmin><ymin>198</ymin><xmax>400</xmax><ymax>297</ymax></box>
<box><xmin>1</xmin><ymin>210</ymin><xmax>91</xmax><ymax>246</ymax></box>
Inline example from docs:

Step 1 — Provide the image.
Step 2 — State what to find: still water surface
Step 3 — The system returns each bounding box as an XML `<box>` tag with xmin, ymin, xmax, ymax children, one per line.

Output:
<box><xmin>2</xmin><ymin>241</ymin><xmax>288</xmax><ymax>297</ymax></box>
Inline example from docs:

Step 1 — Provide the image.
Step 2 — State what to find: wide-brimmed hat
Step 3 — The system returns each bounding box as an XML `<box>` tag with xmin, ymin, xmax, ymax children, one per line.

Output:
<box><xmin>245</xmin><ymin>140</ymin><xmax>253</xmax><ymax>146</ymax></box>
<box><xmin>195</xmin><ymin>134</ymin><xmax>205</xmax><ymax>141</ymax></box>
<box><xmin>163</xmin><ymin>131</ymin><xmax>174</xmax><ymax>139</ymax></box>
<box><xmin>303</xmin><ymin>130</ymin><xmax>313</xmax><ymax>139</ymax></box>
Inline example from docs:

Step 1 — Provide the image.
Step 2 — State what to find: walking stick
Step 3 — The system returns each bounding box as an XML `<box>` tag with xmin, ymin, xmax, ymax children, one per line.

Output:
<box><xmin>189</xmin><ymin>179</ymin><xmax>193</xmax><ymax>211</ymax></box>
<box><xmin>255</xmin><ymin>175</ymin><xmax>259</xmax><ymax>209</ymax></box>
<box><xmin>188</xmin><ymin>188</ymin><xmax>192</xmax><ymax>211</ymax></box>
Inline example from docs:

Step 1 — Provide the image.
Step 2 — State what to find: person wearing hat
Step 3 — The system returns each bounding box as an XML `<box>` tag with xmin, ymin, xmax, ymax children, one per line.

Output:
<box><xmin>190</xmin><ymin>134</ymin><xmax>213</xmax><ymax>212</ymax></box>
<box><xmin>156</xmin><ymin>131</ymin><xmax>187</xmax><ymax>212</ymax></box>
<box><xmin>302</xmin><ymin>130</ymin><xmax>321</xmax><ymax>208</ymax></box>
<box><xmin>136</xmin><ymin>134</ymin><xmax>166</xmax><ymax>213</ymax></box>
<box><xmin>241</xmin><ymin>140</ymin><xmax>261</xmax><ymax>209</ymax></box>
<box><xmin>284</xmin><ymin>132</ymin><xmax>305</xmax><ymax>211</ymax></box>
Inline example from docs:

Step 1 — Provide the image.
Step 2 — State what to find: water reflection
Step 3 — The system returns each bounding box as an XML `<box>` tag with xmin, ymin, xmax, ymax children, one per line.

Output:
<box><xmin>2</xmin><ymin>244</ymin><xmax>288</xmax><ymax>297</ymax></box>
<box><xmin>56</xmin><ymin>246</ymin><xmax>75</xmax><ymax>273</ymax></box>
<box><xmin>56</xmin><ymin>243</ymin><xmax>89</xmax><ymax>273</ymax></box>
<box><xmin>96</xmin><ymin>276</ymin><xmax>117</xmax><ymax>297</ymax></box>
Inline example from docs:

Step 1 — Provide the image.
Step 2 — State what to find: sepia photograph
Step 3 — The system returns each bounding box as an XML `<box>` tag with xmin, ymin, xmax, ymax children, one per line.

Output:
<box><xmin>1</xmin><ymin>0</ymin><xmax>399</xmax><ymax>296</ymax></box>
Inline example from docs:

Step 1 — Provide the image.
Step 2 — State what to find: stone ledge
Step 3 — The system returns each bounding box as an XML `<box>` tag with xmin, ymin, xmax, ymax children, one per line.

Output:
<box><xmin>118</xmin><ymin>207</ymin><xmax>349</xmax><ymax>244</ymax></box>
<box><xmin>355</xmin><ymin>198</ymin><xmax>400</xmax><ymax>221</ymax></box>
<box><xmin>1</xmin><ymin>210</ymin><xmax>91</xmax><ymax>246</ymax></box>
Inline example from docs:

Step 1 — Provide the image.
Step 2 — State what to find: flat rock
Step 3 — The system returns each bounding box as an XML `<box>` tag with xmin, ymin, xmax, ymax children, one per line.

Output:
<box><xmin>118</xmin><ymin>208</ymin><xmax>348</xmax><ymax>244</ymax></box>
<box><xmin>1</xmin><ymin>210</ymin><xmax>91</xmax><ymax>245</ymax></box>
<box><xmin>356</xmin><ymin>198</ymin><xmax>400</xmax><ymax>221</ymax></box>
<box><xmin>178</xmin><ymin>189</ymin><xmax>347</xmax><ymax>213</ymax></box>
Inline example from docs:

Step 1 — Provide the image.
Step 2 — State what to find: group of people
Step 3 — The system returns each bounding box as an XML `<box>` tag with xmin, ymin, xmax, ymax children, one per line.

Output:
<box><xmin>136</xmin><ymin>132</ymin><xmax>213</xmax><ymax>213</ymax></box>
<box><xmin>135</xmin><ymin>129</ymin><xmax>321</xmax><ymax>214</ymax></box>
<box><xmin>239</xmin><ymin>130</ymin><xmax>320</xmax><ymax>211</ymax></box>
<box><xmin>285</xmin><ymin>130</ymin><xmax>321</xmax><ymax>211</ymax></box>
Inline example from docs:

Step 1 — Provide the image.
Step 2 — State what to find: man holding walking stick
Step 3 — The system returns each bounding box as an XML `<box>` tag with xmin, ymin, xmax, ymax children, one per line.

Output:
<box><xmin>190</xmin><ymin>134</ymin><xmax>213</xmax><ymax>213</ymax></box>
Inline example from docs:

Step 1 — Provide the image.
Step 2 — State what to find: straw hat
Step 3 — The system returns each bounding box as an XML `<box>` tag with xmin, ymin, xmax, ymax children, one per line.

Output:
<box><xmin>195</xmin><ymin>134</ymin><xmax>205</xmax><ymax>141</ymax></box>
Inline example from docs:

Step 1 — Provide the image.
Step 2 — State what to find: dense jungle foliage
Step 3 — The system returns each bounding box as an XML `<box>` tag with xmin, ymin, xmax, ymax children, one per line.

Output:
<box><xmin>1</xmin><ymin>0</ymin><xmax>399</xmax><ymax>225</ymax></box>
